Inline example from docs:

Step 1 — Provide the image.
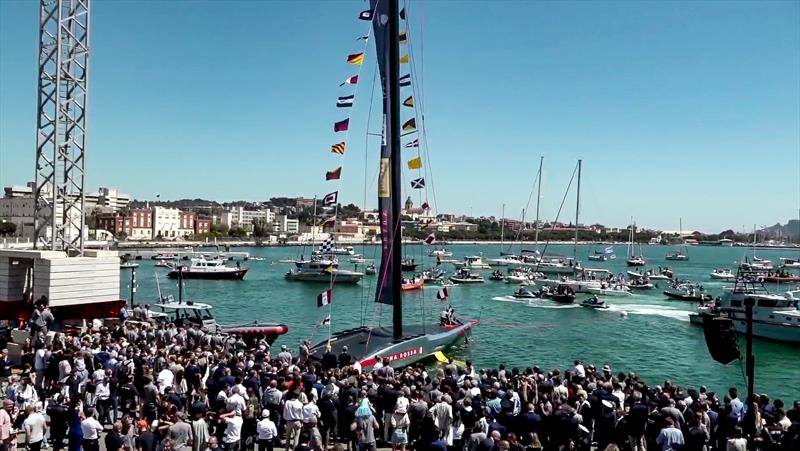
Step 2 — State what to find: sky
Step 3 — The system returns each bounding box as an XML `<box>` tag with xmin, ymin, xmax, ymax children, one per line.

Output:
<box><xmin>1</xmin><ymin>0</ymin><xmax>798</xmax><ymax>233</ymax></box>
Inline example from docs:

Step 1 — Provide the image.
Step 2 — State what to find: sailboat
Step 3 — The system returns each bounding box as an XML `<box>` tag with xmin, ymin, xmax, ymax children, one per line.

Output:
<box><xmin>665</xmin><ymin>218</ymin><xmax>689</xmax><ymax>261</ymax></box>
<box><xmin>309</xmin><ymin>0</ymin><xmax>477</xmax><ymax>369</ymax></box>
<box><xmin>626</xmin><ymin>221</ymin><xmax>646</xmax><ymax>266</ymax></box>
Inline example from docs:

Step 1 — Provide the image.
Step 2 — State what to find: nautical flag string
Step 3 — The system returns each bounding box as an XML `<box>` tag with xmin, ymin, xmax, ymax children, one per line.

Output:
<box><xmin>400</xmin><ymin>8</ymin><xmax>406</xmax><ymax>20</ymax></box>
<box><xmin>400</xmin><ymin>54</ymin><xmax>409</xmax><ymax>64</ymax></box>
<box><xmin>317</xmin><ymin>315</ymin><xmax>331</xmax><ymax>327</ymax></box>
<box><xmin>437</xmin><ymin>287</ymin><xmax>449</xmax><ymax>301</ymax></box>
<box><xmin>403</xmin><ymin>96</ymin><xmax>414</xmax><ymax>107</ymax></box>
<box><xmin>317</xmin><ymin>289</ymin><xmax>333</xmax><ymax>307</ymax></box>
<box><xmin>404</xmin><ymin>139</ymin><xmax>419</xmax><ymax>148</ymax></box>
<box><xmin>407</xmin><ymin>156</ymin><xmax>422</xmax><ymax>170</ymax></box>
<box><xmin>319</xmin><ymin>217</ymin><xmax>336</xmax><ymax>228</ymax></box>
<box><xmin>357</xmin><ymin>36</ymin><xmax>369</xmax><ymax>42</ymax></box>
<box><xmin>347</xmin><ymin>52</ymin><xmax>365</xmax><ymax>65</ymax></box>
<box><xmin>340</xmin><ymin>75</ymin><xmax>358</xmax><ymax>86</ymax></box>
<box><xmin>334</xmin><ymin>119</ymin><xmax>350</xmax><ymax>132</ymax></box>
<box><xmin>337</xmin><ymin>95</ymin><xmax>354</xmax><ymax>108</ymax></box>
<box><xmin>421</xmin><ymin>201</ymin><xmax>430</xmax><ymax>210</ymax></box>
<box><xmin>399</xmin><ymin>32</ymin><xmax>407</xmax><ymax>44</ymax></box>
<box><xmin>399</xmin><ymin>74</ymin><xmax>411</xmax><ymax>87</ymax></box>
<box><xmin>402</xmin><ymin>118</ymin><xmax>416</xmax><ymax>132</ymax></box>
<box><xmin>423</xmin><ymin>233</ymin><xmax>436</xmax><ymax>245</ymax></box>
<box><xmin>323</xmin><ymin>191</ymin><xmax>338</xmax><ymax>206</ymax></box>
<box><xmin>326</xmin><ymin>167</ymin><xmax>342</xmax><ymax>180</ymax></box>
<box><xmin>411</xmin><ymin>178</ymin><xmax>425</xmax><ymax>189</ymax></box>
<box><xmin>331</xmin><ymin>142</ymin><xmax>346</xmax><ymax>154</ymax></box>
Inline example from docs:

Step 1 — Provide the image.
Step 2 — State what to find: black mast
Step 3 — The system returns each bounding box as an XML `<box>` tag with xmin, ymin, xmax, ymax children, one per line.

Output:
<box><xmin>388</xmin><ymin>0</ymin><xmax>402</xmax><ymax>339</ymax></box>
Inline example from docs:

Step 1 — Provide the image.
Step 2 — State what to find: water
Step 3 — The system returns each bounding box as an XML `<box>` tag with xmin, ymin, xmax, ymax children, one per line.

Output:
<box><xmin>120</xmin><ymin>244</ymin><xmax>800</xmax><ymax>399</ymax></box>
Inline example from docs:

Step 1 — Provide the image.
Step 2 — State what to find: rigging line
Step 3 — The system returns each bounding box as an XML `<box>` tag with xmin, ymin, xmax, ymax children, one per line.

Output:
<box><xmin>512</xmin><ymin>161</ymin><xmax>543</xmax><ymax>244</ymax></box>
<box><xmin>360</xmin><ymin>60</ymin><xmax>380</xmax><ymax>327</ymax></box>
<box><xmin>536</xmin><ymin>162</ymin><xmax>579</xmax><ymax>268</ymax></box>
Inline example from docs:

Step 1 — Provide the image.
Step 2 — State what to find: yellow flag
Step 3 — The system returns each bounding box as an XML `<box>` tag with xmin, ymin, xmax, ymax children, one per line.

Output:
<box><xmin>347</xmin><ymin>52</ymin><xmax>365</xmax><ymax>65</ymax></box>
<box><xmin>400</xmin><ymin>54</ymin><xmax>409</xmax><ymax>64</ymax></box>
<box><xmin>407</xmin><ymin>157</ymin><xmax>422</xmax><ymax>170</ymax></box>
<box><xmin>323</xmin><ymin>264</ymin><xmax>334</xmax><ymax>274</ymax></box>
<box><xmin>403</xmin><ymin>96</ymin><xmax>414</xmax><ymax>107</ymax></box>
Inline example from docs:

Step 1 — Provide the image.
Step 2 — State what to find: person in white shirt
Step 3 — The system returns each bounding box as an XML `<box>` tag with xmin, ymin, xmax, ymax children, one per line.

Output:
<box><xmin>80</xmin><ymin>408</ymin><xmax>104</xmax><ymax>451</ymax></box>
<box><xmin>282</xmin><ymin>394</ymin><xmax>304</xmax><ymax>451</ymax></box>
<box><xmin>95</xmin><ymin>374</ymin><xmax>112</xmax><ymax>424</ymax></box>
<box><xmin>23</xmin><ymin>404</ymin><xmax>47</xmax><ymax>451</ymax></box>
<box><xmin>256</xmin><ymin>409</ymin><xmax>278</xmax><ymax>451</ymax></box>
<box><xmin>34</xmin><ymin>346</ymin><xmax>49</xmax><ymax>392</ymax></box>
<box><xmin>226</xmin><ymin>386</ymin><xmax>246</xmax><ymax>416</ymax></box>
<box><xmin>157</xmin><ymin>368</ymin><xmax>175</xmax><ymax>394</ymax></box>
<box><xmin>220</xmin><ymin>409</ymin><xmax>243</xmax><ymax>451</ymax></box>
<box><xmin>573</xmin><ymin>360</ymin><xmax>586</xmax><ymax>379</ymax></box>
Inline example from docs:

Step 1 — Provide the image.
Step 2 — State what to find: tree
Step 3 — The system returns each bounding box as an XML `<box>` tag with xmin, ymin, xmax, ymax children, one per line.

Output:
<box><xmin>0</xmin><ymin>221</ymin><xmax>16</xmax><ymax>236</ymax></box>
<box><xmin>339</xmin><ymin>203</ymin><xmax>361</xmax><ymax>219</ymax></box>
<box><xmin>210</xmin><ymin>223</ymin><xmax>229</xmax><ymax>236</ymax></box>
<box><xmin>228</xmin><ymin>227</ymin><xmax>247</xmax><ymax>238</ymax></box>
<box><xmin>252</xmin><ymin>218</ymin><xmax>272</xmax><ymax>237</ymax></box>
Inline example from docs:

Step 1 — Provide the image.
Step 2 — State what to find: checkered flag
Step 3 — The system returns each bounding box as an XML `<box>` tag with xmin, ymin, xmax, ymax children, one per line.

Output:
<box><xmin>318</xmin><ymin>236</ymin><xmax>335</xmax><ymax>254</ymax></box>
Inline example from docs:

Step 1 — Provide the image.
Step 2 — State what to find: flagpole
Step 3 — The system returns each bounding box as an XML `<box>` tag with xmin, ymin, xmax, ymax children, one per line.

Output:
<box><xmin>312</xmin><ymin>195</ymin><xmax>317</xmax><ymax>246</ymax></box>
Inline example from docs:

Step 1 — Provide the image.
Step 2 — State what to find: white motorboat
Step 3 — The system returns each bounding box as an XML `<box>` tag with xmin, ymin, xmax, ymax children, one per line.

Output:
<box><xmin>120</xmin><ymin>261</ymin><xmax>139</xmax><ymax>269</ymax></box>
<box><xmin>665</xmin><ymin>251</ymin><xmax>689</xmax><ymax>261</ymax></box>
<box><xmin>709</xmin><ymin>268</ymin><xmax>735</xmax><ymax>281</ymax></box>
<box><xmin>585</xmin><ymin>284</ymin><xmax>632</xmax><ymax>297</ymax></box>
<box><xmin>350</xmin><ymin>256</ymin><xmax>374</xmax><ymax>264</ymax></box>
<box><xmin>285</xmin><ymin>258</ymin><xmax>364</xmax><ymax>283</ymax></box>
<box><xmin>452</xmin><ymin>255</ymin><xmax>492</xmax><ymax>270</ymax></box>
<box><xmin>313</xmin><ymin>245</ymin><xmax>355</xmax><ymax>256</ymax></box>
<box><xmin>486</xmin><ymin>255</ymin><xmax>523</xmax><ymax>267</ymax></box>
<box><xmin>449</xmin><ymin>268</ymin><xmax>485</xmax><ymax>284</ymax></box>
<box><xmin>428</xmin><ymin>248</ymin><xmax>453</xmax><ymax>257</ymax></box>
<box><xmin>779</xmin><ymin>258</ymin><xmax>800</xmax><ymax>269</ymax></box>
<box><xmin>689</xmin><ymin>276</ymin><xmax>800</xmax><ymax>342</ymax></box>
<box><xmin>167</xmin><ymin>257</ymin><xmax>248</xmax><ymax>280</ymax></box>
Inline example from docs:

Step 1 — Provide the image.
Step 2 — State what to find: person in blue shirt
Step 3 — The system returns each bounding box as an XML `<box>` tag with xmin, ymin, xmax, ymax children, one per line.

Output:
<box><xmin>656</xmin><ymin>417</ymin><xmax>685</xmax><ymax>451</ymax></box>
<box><xmin>728</xmin><ymin>387</ymin><xmax>746</xmax><ymax>423</ymax></box>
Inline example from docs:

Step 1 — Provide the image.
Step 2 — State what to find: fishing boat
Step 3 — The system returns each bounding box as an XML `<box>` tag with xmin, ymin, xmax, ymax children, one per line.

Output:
<box><xmin>452</xmin><ymin>255</ymin><xmax>492</xmax><ymax>270</ymax></box>
<box><xmin>450</xmin><ymin>269</ymin><xmax>485</xmax><ymax>284</ymax></box>
<box><xmin>308</xmin><ymin>0</ymin><xmax>476</xmax><ymax>371</ymax></box>
<box><xmin>167</xmin><ymin>257</ymin><xmax>248</xmax><ymax>280</ymax></box>
<box><xmin>401</xmin><ymin>276</ymin><xmax>424</xmax><ymax>291</ymax></box>
<box><xmin>689</xmin><ymin>271</ymin><xmax>800</xmax><ymax>342</ymax></box>
<box><xmin>581</xmin><ymin>296</ymin><xmax>609</xmax><ymax>310</ymax></box>
<box><xmin>709</xmin><ymin>268</ymin><xmax>735</xmax><ymax>280</ymax></box>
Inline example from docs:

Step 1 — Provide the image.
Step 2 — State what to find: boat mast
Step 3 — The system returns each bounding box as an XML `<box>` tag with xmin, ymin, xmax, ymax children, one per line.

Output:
<box><xmin>573</xmin><ymin>159</ymin><xmax>582</xmax><ymax>260</ymax></box>
<box><xmin>500</xmin><ymin>203</ymin><xmax>505</xmax><ymax>252</ymax></box>
<box><xmin>387</xmin><ymin>0</ymin><xmax>402</xmax><ymax>339</ymax></box>
<box><xmin>534</xmin><ymin>156</ymin><xmax>543</xmax><ymax>250</ymax></box>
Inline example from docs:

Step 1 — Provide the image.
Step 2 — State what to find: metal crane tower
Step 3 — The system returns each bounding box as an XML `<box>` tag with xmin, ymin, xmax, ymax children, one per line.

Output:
<box><xmin>33</xmin><ymin>0</ymin><xmax>91</xmax><ymax>256</ymax></box>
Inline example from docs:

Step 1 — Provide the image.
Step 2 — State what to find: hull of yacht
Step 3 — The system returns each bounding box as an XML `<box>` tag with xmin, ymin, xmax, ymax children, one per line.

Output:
<box><xmin>167</xmin><ymin>268</ymin><xmax>248</xmax><ymax>280</ymax></box>
<box><xmin>284</xmin><ymin>270</ymin><xmax>363</xmax><ymax>283</ymax></box>
<box><xmin>309</xmin><ymin>321</ymin><xmax>478</xmax><ymax>370</ymax></box>
<box><xmin>689</xmin><ymin>312</ymin><xmax>800</xmax><ymax>342</ymax></box>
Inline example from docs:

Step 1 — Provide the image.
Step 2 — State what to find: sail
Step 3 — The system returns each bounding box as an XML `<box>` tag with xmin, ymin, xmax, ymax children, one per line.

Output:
<box><xmin>371</xmin><ymin>0</ymin><xmax>396</xmax><ymax>305</ymax></box>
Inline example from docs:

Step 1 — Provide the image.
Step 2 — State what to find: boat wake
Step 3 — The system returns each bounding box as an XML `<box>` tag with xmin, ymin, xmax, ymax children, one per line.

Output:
<box><xmin>491</xmin><ymin>296</ymin><xmax>579</xmax><ymax>309</ymax></box>
<box><xmin>607</xmin><ymin>303</ymin><xmax>691</xmax><ymax>322</ymax></box>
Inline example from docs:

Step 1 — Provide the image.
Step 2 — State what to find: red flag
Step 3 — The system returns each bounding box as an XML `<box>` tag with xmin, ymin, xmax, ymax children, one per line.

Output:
<box><xmin>423</xmin><ymin>233</ymin><xmax>436</xmax><ymax>245</ymax></box>
<box><xmin>334</xmin><ymin>119</ymin><xmax>349</xmax><ymax>132</ymax></box>
<box><xmin>326</xmin><ymin>167</ymin><xmax>342</xmax><ymax>180</ymax></box>
<box><xmin>339</xmin><ymin>75</ymin><xmax>358</xmax><ymax>87</ymax></box>
<box><xmin>421</xmin><ymin>201</ymin><xmax>430</xmax><ymax>210</ymax></box>
<box><xmin>320</xmin><ymin>217</ymin><xmax>336</xmax><ymax>228</ymax></box>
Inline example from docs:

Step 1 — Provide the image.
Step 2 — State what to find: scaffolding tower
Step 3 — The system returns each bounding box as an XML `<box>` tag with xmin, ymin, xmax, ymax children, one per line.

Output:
<box><xmin>33</xmin><ymin>0</ymin><xmax>91</xmax><ymax>256</ymax></box>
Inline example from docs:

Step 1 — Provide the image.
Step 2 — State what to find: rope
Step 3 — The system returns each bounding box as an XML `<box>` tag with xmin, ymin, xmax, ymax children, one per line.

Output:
<box><xmin>536</xmin><ymin>162</ymin><xmax>579</xmax><ymax>269</ymax></box>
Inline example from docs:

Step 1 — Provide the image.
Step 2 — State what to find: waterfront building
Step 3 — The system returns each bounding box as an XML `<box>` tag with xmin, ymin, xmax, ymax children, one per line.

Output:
<box><xmin>179</xmin><ymin>211</ymin><xmax>196</xmax><ymax>237</ymax></box>
<box><xmin>97</xmin><ymin>208</ymin><xmax>154</xmax><ymax>240</ymax></box>
<box><xmin>194</xmin><ymin>217</ymin><xmax>211</xmax><ymax>235</ymax></box>
<box><xmin>221</xmin><ymin>206</ymin><xmax>274</xmax><ymax>232</ymax></box>
<box><xmin>153</xmin><ymin>206</ymin><xmax>182</xmax><ymax>239</ymax></box>
<box><xmin>272</xmin><ymin>214</ymin><xmax>299</xmax><ymax>234</ymax></box>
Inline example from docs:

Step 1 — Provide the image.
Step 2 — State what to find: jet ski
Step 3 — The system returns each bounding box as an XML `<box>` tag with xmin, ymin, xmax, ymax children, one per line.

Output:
<box><xmin>512</xmin><ymin>288</ymin><xmax>538</xmax><ymax>299</ymax></box>
<box><xmin>580</xmin><ymin>295</ymin><xmax>609</xmax><ymax>310</ymax></box>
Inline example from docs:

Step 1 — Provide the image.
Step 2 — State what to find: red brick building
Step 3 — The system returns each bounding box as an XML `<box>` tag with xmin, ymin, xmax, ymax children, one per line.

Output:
<box><xmin>97</xmin><ymin>208</ymin><xmax>153</xmax><ymax>240</ymax></box>
<box><xmin>179</xmin><ymin>211</ymin><xmax>195</xmax><ymax>238</ymax></box>
<box><xmin>195</xmin><ymin>217</ymin><xmax>212</xmax><ymax>235</ymax></box>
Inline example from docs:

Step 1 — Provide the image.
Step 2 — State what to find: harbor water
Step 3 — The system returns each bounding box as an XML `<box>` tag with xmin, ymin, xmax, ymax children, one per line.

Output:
<box><xmin>120</xmin><ymin>244</ymin><xmax>800</xmax><ymax>399</ymax></box>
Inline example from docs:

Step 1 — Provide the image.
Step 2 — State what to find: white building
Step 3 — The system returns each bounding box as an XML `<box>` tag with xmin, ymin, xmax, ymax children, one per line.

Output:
<box><xmin>273</xmin><ymin>215</ymin><xmax>299</xmax><ymax>234</ymax></box>
<box><xmin>152</xmin><ymin>206</ymin><xmax>181</xmax><ymax>239</ymax></box>
<box><xmin>221</xmin><ymin>207</ymin><xmax>274</xmax><ymax>231</ymax></box>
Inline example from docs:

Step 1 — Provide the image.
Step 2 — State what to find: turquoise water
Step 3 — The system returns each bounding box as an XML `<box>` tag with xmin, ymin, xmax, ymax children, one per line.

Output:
<box><xmin>120</xmin><ymin>244</ymin><xmax>800</xmax><ymax>400</ymax></box>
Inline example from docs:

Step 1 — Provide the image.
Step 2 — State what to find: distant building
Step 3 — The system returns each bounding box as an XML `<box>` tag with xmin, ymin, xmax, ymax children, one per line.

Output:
<box><xmin>153</xmin><ymin>206</ymin><xmax>181</xmax><ymax>239</ymax></box>
<box><xmin>294</xmin><ymin>197</ymin><xmax>316</xmax><ymax>209</ymax></box>
<box><xmin>195</xmin><ymin>217</ymin><xmax>212</xmax><ymax>235</ymax></box>
<box><xmin>222</xmin><ymin>207</ymin><xmax>274</xmax><ymax>232</ymax></box>
<box><xmin>273</xmin><ymin>215</ymin><xmax>299</xmax><ymax>234</ymax></box>
<box><xmin>97</xmin><ymin>208</ymin><xmax>153</xmax><ymax>240</ymax></box>
<box><xmin>178</xmin><ymin>211</ymin><xmax>195</xmax><ymax>237</ymax></box>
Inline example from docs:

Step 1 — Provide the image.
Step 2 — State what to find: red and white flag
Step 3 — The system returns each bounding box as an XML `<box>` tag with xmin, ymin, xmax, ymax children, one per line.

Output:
<box><xmin>318</xmin><ymin>315</ymin><xmax>331</xmax><ymax>326</ymax></box>
<box><xmin>423</xmin><ymin>233</ymin><xmax>436</xmax><ymax>245</ymax></box>
<box><xmin>339</xmin><ymin>75</ymin><xmax>359</xmax><ymax>87</ymax></box>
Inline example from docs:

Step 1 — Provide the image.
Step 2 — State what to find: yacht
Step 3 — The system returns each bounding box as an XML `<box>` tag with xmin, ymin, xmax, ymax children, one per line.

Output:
<box><xmin>665</xmin><ymin>251</ymin><xmax>689</xmax><ymax>261</ymax></box>
<box><xmin>486</xmin><ymin>255</ymin><xmax>523</xmax><ymax>267</ymax></box>
<box><xmin>779</xmin><ymin>258</ymin><xmax>800</xmax><ymax>269</ymax></box>
<box><xmin>284</xmin><ymin>258</ymin><xmax>364</xmax><ymax>283</ymax></box>
<box><xmin>689</xmin><ymin>276</ymin><xmax>800</xmax><ymax>342</ymax></box>
<box><xmin>167</xmin><ymin>257</ymin><xmax>248</xmax><ymax>280</ymax></box>
<box><xmin>428</xmin><ymin>248</ymin><xmax>453</xmax><ymax>258</ymax></box>
<box><xmin>452</xmin><ymin>255</ymin><xmax>492</xmax><ymax>270</ymax></box>
<box><xmin>313</xmin><ymin>245</ymin><xmax>355</xmax><ymax>256</ymax></box>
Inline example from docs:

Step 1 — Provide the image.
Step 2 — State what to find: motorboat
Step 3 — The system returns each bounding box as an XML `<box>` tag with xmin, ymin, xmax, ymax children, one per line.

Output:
<box><xmin>779</xmin><ymin>258</ymin><xmax>800</xmax><ymax>269</ymax></box>
<box><xmin>626</xmin><ymin>256</ymin><xmax>646</xmax><ymax>267</ymax></box>
<box><xmin>512</xmin><ymin>288</ymin><xmax>539</xmax><ymax>299</ymax></box>
<box><xmin>581</xmin><ymin>296</ymin><xmax>609</xmax><ymax>310</ymax></box>
<box><xmin>167</xmin><ymin>257</ymin><xmax>248</xmax><ymax>280</ymax></box>
<box><xmin>150</xmin><ymin>300</ymin><xmax>288</xmax><ymax>345</ymax></box>
<box><xmin>452</xmin><ymin>255</ymin><xmax>492</xmax><ymax>270</ymax></box>
<box><xmin>663</xmin><ymin>283</ymin><xmax>711</xmax><ymax>302</ymax></box>
<box><xmin>628</xmin><ymin>268</ymin><xmax>672</xmax><ymax>280</ymax></box>
<box><xmin>709</xmin><ymin>268</ymin><xmax>735</xmax><ymax>281</ymax></box>
<box><xmin>313</xmin><ymin>245</ymin><xmax>355</xmax><ymax>256</ymax></box>
<box><xmin>585</xmin><ymin>284</ymin><xmax>632</xmax><ymax>297</ymax></box>
<box><xmin>549</xmin><ymin>284</ymin><xmax>576</xmax><ymax>304</ymax></box>
<box><xmin>665</xmin><ymin>251</ymin><xmax>689</xmax><ymax>261</ymax></box>
<box><xmin>120</xmin><ymin>261</ymin><xmax>139</xmax><ymax>269</ymax></box>
<box><xmin>428</xmin><ymin>248</ymin><xmax>453</xmax><ymax>258</ymax></box>
<box><xmin>285</xmin><ymin>258</ymin><xmax>364</xmax><ymax>283</ymax></box>
<box><xmin>761</xmin><ymin>271</ymin><xmax>800</xmax><ymax>284</ymax></box>
<box><xmin>401</xmin><ymin>276</ymin><xmax>424</xmax><ymax>291</ymax></box>
<box><xmin>350</xmin><ymin>256</ymin><xmax>374</xmax><ymax>264</ymax></box>
<box><xmin>152</xmin><ymin>253</ymin><xmax>177</xmax><ymax>261</ymax></box>
<box><xmin>155</xmin><ymin>261</ymin><xmax>174</xmax><ymax>268</ymax></box>
<box><xmin>489</xmin><ymin>270</ymin><xmax>505</xmax><ymax>281</ymax></box>
<box><xmin>688</xmin><ymin>273</ymin><xmax>800</xmax><ymax>342</ymax></box>
<box><xmin>486</xmin><ymin>255</ymin><xmax>523</xmax><ymax>267</ymax></box>
<box><xmin>401</xmin><ymin>258</ymin><xmax>420</xmax><ymax>271</ymax></box>
<box><xmin>588</xmin><ymin>247</ymin><xmax>615</xmax><ymax>262</ymax></box>
<box><xmin>449</xmin><ymin>269</ymin><xmax>485</xmax><ymax>284</ymax></box>
<box><xmin>365</xmin><ymin>264</ymin><xmax>377</xmax><ymax>275</ymax></box>
<box><xmin>422</xmin><ymin>267</ymin><xmax>447</xmax><ymax>282</ymax></box>
<box><xmin>245</xmin><ymin>256</ymin><xmax>265</xmax><ymax>261</ymax></box>
<box><xmin>628</xmin><ymin>280</ymin><xmax>655</xmax><ymax>290</ymax></box>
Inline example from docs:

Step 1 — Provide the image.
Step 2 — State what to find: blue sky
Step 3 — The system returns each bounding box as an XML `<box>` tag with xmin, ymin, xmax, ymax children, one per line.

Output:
<box><xmin>1</xmin><ymin>0</ymin><xmax>798</xmax><ymax>232</ymax></box>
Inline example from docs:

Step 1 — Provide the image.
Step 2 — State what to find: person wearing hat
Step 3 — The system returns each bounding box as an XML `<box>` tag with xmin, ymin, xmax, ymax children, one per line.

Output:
<box><xmin>256</xmin><ymin>409</ymin><xmax>277</xmax><ymax>451</ymax></box>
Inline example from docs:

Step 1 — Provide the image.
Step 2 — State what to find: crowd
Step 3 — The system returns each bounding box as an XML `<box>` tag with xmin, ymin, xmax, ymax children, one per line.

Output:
<box><xmin>0</xmin><ymin>301</ymin><xmax>798</xmax><ymax>451</ymax></box>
